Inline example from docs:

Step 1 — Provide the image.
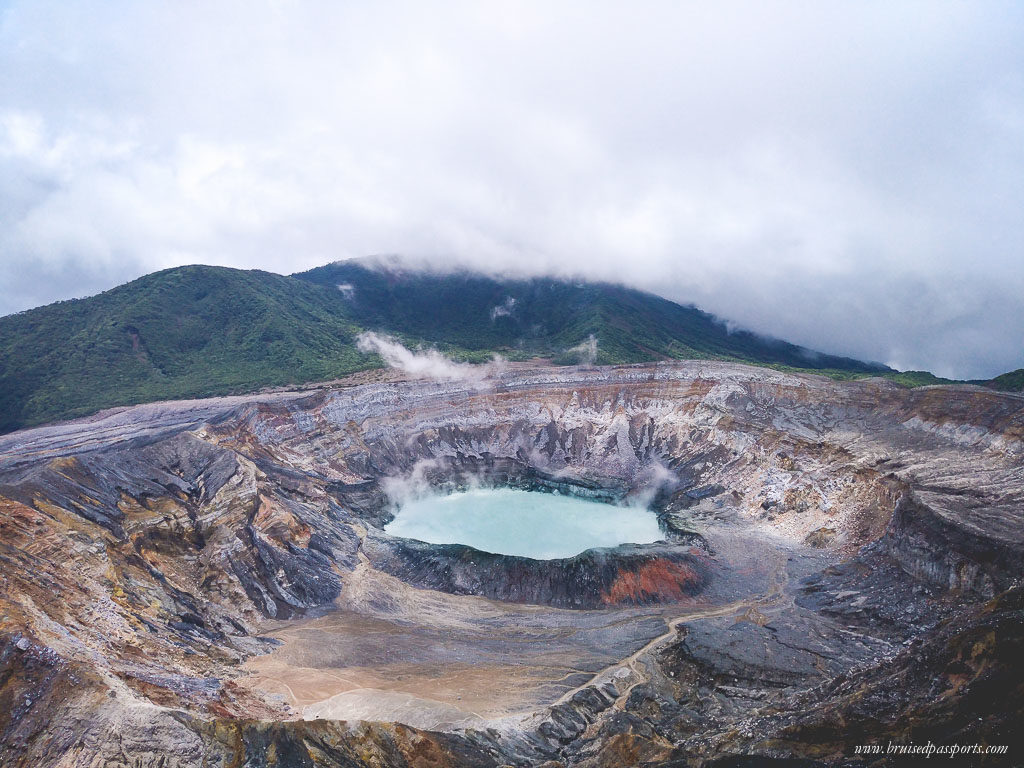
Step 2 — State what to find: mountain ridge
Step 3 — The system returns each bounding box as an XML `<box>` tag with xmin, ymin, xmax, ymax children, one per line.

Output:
<box><xmin>295</xmin><ymin>259</ymin><xmax>892</xmax><ymax>372</ymax></box>
<box><xmin>0</xmin><ymin>258</ymin><xmax>1010</xmax><ymax>434</ymax></box>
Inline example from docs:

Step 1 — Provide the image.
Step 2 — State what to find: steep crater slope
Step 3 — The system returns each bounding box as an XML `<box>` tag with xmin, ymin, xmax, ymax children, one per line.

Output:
<box><xmin>0</xmin><ymin>362</ymin><xmax>1022</xmax><ymax>767</ymax></box>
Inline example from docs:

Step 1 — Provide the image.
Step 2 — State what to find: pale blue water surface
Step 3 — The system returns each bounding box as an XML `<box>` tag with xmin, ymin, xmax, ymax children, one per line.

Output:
<box><xmin>384</xmin><ymin>487</ymin><xmax>662</xmax><ymax>559</ymax></box>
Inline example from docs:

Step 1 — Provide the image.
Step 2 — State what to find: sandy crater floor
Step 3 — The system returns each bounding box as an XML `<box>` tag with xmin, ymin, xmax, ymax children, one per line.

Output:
<box><xmin>238</xmin><ymin>517</ymin><xmax>800</xmax><ymax>730</ymax></box>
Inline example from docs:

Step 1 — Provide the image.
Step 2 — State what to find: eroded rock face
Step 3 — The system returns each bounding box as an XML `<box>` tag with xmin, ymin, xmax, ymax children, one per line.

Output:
<box><xmin>0</xmin><ymin>361</ymin><xmax>1021</xmax><ymax>767</ymax></box>
<box><xmin>362</xmin><ymin>532</ymin><xmax>709</xmax><ymax>609</ymax></box>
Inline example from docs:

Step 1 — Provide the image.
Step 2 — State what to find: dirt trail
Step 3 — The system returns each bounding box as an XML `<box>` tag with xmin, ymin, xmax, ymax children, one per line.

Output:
<box><xmin>553</xmin><ymin>540</ymin><xmax>793</xmax><ymax>710</ymax></box>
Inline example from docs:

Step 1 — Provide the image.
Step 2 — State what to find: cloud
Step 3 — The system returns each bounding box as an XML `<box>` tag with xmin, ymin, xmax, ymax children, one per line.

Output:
<box><xmin>0</xmin><ymin>1</ymin><xmax>1022</xmax><ymax>378</ymax></box>
<box><xmin>356</xmin><ymin>332</ymin><xmax>505</xmax><ymax>381</ymax></box>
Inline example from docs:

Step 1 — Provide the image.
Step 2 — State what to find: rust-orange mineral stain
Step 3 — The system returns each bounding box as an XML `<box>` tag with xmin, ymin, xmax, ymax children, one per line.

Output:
<box><xmin>602</xmin><ymin>558</ymin><xmax>701</xmax><ymax>605</ymax></box>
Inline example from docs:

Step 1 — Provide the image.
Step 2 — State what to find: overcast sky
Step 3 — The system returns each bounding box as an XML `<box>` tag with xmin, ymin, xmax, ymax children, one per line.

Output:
<box><xmin>1</xmin><ymin>1</ymin><xmax>1022</xmax><ymax>378</ymax></box>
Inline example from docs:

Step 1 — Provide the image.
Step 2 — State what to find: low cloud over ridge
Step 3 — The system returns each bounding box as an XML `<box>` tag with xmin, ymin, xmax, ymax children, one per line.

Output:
<box><xmin>0</xmin><ymin>1</ymin><xmax>1022</xmax><ymax>378</ymax></box>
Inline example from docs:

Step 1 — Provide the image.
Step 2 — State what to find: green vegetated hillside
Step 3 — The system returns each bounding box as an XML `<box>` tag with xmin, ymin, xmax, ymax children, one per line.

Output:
<box><xmin>2</xmin><ymin>257</ymin><xmax>994</xmax><ymax>435</ymax></box>
<box><xmin>822</xmin><ymin>369</ymin><xmax>959</xmax><ymax>388</ymax></box>
<box><xmin>0</xmin><ymin>266</ymin><xmax>370</xmax><ymax>433</ymax></box>
<box><xmin>295</xmin><ymin>261</ymin><xmax>891</xmax><ymax>372</ymax></box>
<box><xmin>988</xmin><ymin>369</ymin><xmax>1024</xmax><ymax>392</ymax></box>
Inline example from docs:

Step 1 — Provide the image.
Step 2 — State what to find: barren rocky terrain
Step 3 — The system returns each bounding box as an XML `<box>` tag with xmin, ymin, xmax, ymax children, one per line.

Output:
<box><xmin>1</xmin><ymin>361</ymin><xmax>1021</xmax><ymax>766</ymax></box>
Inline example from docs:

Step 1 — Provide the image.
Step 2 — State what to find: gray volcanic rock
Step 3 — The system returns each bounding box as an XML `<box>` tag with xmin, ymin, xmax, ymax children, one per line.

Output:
<box><xmin>0</xmin><ymin>361</ymin><xmax>1021</xmax><ymax>767</ymax></box>
<box><xmin>362</xmin><ymin>531</ymin><xmax>709</xmax><ymax>609</ymax></box>
<box><xmin>879</xmin><ymin>491</ymin><xmax>1024</xmax><ymax>597</ymax></box>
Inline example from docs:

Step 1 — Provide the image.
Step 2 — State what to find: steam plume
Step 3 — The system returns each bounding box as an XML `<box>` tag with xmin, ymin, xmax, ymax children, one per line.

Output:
<box><xmin>565</xmin><ymin>334</ymin><xmax>599</xmax><ymax>365</ymax></box>
<box><xmin>356</xmin><ymin>332</ymin><xmax>505</xmax><ymax>381</ymax></box>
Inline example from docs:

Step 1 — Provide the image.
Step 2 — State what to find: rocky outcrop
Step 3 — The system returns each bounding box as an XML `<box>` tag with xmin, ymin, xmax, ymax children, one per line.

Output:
<box><xmin>878</xmin><ymin>491</ymin><xmax>1024</xmax><ymax>598</ymax></box>
<box><xmin>684</xmin><ymin>585</ymin><xmax>1024</xmax><ymax>766</ymax></box>
<box><xmin>363</xmin><ymin>532</ymin><xmax>710</xmax><ymax>609</ymax></box>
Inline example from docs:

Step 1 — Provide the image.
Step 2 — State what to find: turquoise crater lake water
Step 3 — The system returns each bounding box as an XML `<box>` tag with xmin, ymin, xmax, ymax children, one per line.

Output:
<box><xmin>384</xmin><ymin>487</ymin><xmax>663</xmax><ymax>559</ymax></box>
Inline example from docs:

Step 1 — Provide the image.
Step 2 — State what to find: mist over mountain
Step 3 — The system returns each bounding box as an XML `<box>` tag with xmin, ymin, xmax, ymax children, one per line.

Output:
<box><xmin>0</xmin><ymin>258</ymin><xmax>911</xmax><ymax>434</ymax></box>
<box><xmin>2</xmin><ymin>2</ymin><xmax>1023</xmax><ymax>379</ymax></box>
<box><xmin>296</xmin><ymin>260</ymin><xmax>897</xmax><ymax>370</ymax></box>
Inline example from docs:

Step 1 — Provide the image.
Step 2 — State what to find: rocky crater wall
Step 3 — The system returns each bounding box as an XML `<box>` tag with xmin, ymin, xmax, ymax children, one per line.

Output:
<box><xmin>0</xmin><ymin>362</ymin><xmax>1021</xmax><ymax>767</ymax></box>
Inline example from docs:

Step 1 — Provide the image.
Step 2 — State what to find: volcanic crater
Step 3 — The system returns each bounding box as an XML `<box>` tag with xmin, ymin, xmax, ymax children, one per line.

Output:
<box><xmin>1</xmin><ymin>361</ymin><xmax>1022</xmax><ymax>766</ymax></box>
